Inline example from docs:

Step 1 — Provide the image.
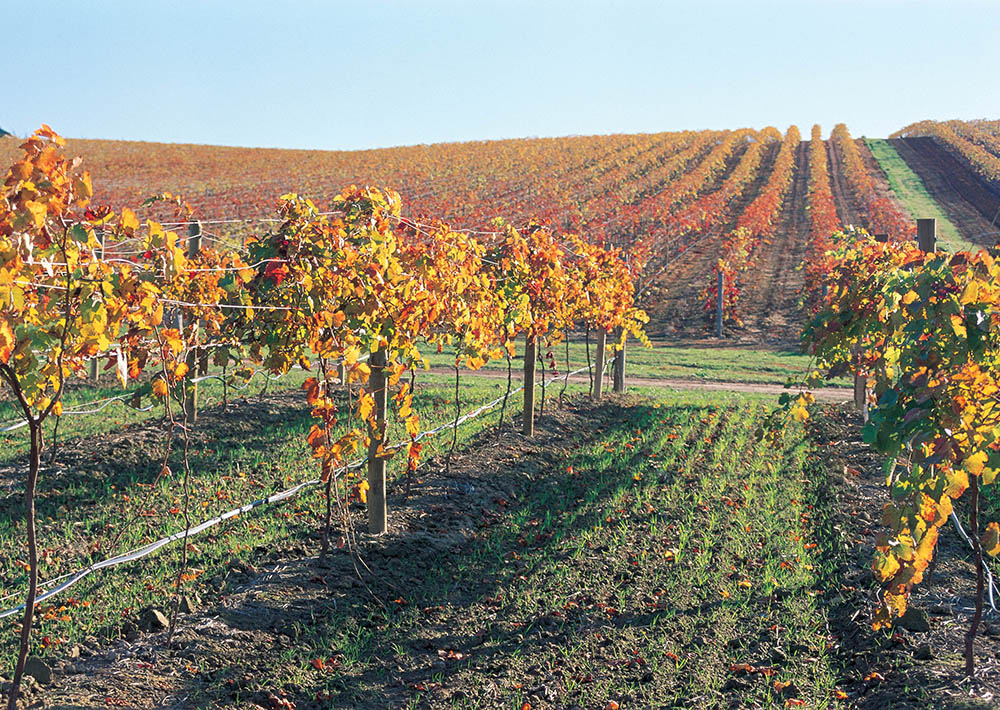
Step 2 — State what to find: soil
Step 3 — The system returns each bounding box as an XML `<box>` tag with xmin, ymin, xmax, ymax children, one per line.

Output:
<box><xmin>891</xmin><ymin>138</ymin><xmax>1000</xmax><ymax>246</ymax></box>
<box><xmin>807</xmin><ymin>405</ymin><xmax>1000</xmax><ymax>710</ymax></box>
<box><xmin>14</xmin><ymin>398</ymin><xmax>1000</xmax><ymax>709</ymax></box>
<box><xmin>826</xmin><ymin>140</ymin><xmax>865</xmax><ymax>228</ymax></box>
<box><xmin>736</xmin><ymin>141</ymin><xmax>810</xmax><ymax>345</ymax></box>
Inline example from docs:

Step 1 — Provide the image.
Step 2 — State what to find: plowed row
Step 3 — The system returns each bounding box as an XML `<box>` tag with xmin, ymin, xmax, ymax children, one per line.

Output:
<box><xmin>892</xmin><ymin>137</ymin><xmax>1000</xmax><ymax>245</ymax></box>
<box><xmin>0</xmin><ymin>128</ymin><xmax>922</xmax><ymax>343</ymax></box>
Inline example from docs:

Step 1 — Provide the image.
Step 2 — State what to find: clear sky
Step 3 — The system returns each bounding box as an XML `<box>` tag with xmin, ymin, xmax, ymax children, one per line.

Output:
<box><xmin>3</xmin><ymin>0</ymin><xmax>997</xmax><ymax>150</ymax></box>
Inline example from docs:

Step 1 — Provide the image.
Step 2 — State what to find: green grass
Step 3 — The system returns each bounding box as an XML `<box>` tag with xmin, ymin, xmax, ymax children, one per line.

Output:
<box><xmin>420</xmin><ymin>340</ymin><xmax>840</xmax><ymax>387</ymax></box>
<box><xmin>162</xmin><ymin>391</ymin><xmax>851</xmax><ymax>708</ymax></box>
<box><xmin>865</xmin><ymin>138</ymin><xmax>976</xmax><ymax>253</ymax></box>
<box><xmin>0</xmin><ymin>372</ymin><xmax>549</xmax><ymax>668</ymax></box>
<box><xmin>0</xmin><ymin>367</ymin><xmax>317</xmax><ymax>464</ymax></box>
<box><xmin>0</xmin><ymin>342</ymin><xmax>842</xmax><ymax>465</ymax></box>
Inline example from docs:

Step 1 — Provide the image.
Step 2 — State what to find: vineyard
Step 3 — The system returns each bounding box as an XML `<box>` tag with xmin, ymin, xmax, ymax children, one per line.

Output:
<box><xmin>2</xmin><ymin>117</ymin><xmax>1000</xmax><ymax>710</ymax></box>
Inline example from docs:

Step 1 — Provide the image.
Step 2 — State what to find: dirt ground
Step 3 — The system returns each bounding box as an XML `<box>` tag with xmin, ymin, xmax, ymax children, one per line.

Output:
<box><xmin>6</xmin><ymin>397</ymin><xmax>999</xmax><ymax>709</ymax></box>
<box><xmin>891</xmin><ymin>138</ymin><xmax>1000</xmax><ymax>246</ymax></box>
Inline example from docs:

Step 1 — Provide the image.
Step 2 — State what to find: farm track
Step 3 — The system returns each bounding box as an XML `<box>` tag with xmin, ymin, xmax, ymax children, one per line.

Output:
<box><xmin>825</xmin><ymin>139</ymin><xmax>864</xmax><ymax>227</ymax></box>
<box><xmin>738</xmin><ymin>141</ymin><xmax>809</xmax><ymax>344</ymax></box>
<box><xmin>893</xmin><ymin>137</ymin><xmax>1000</xmax><ymax>245</ymax></box>
<box><xmin>645</xmin><ymin>143</ymin><xmax>781</xmax><ymax>339</ymax></box>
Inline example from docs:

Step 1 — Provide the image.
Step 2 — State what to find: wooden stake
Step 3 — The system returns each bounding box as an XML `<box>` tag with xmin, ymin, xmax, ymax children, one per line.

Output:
<box><xmin>523</xmin><ymin>334</ymin><xmax>536</xmax><ymax>436</ymax></box>
<box><xmin>89</xmin><ymin>231</ymin><xmax>106</xmax><ymax>382</ymax></box>
<box><xmin>853</xmin><ymin>347</ymin><xmax>868</xmax><ymax>422</ymax></box>
<box><xmin>917</xmin><ymin>218</ymin><xmax>936</xmax><ymax>252</ymax></box>
<box><xmin>368</xmin><ymin>348</ymin><xmax>388</xmax><ymax>534</ymax></box>
<box><xmin>185</xmin><ymin>221</ymin><xmax>202</xmax><ymax>423</ymax></box>
<box><xmin>593</xmin><ymin>329</ymin><xmax>606</xmax><ymax>400</ymax></box>
<box><xmin>184</xmin><ymin>330</ymin><xmax>198</xmax><ymax>424</ymax></box>
<box><xmin>715</xmin><ymin>269</ymin><xmax>724</xmax><ymax>338</ymax></box>
<box><xmin>612</xmin><ymin>332</ymin><xmax>626</xmax><ymax>394</ymax></box>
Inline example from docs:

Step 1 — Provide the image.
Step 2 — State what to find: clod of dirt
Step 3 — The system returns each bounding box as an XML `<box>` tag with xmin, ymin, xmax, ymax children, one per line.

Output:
<box><xmin>138</xmin><ymin>607</ymin><xmax>169</xmax><ymax>632</ymax></box>
<box><xmin>914</xmin><ymin>644</ymin><xmax>934</xmax><ymax>661</ymax></box>
<box><xmin>179</xmin><ymin>595</ymin><xmax>198</xmax><ymax>614</ymax></box>
<box><xmin>23</xmin><ymin>656</ymin><xmax>52</xmax><ymax>685</ymax></box>
<box><xmin>896</xmin><ymin>607</ymin><xmax>930</xmax><ymax>633</ymax></box>
<box><xmin>776</xmin><ymin>681</ymin><xmax>800</xmax><ymax>697</ymax></box>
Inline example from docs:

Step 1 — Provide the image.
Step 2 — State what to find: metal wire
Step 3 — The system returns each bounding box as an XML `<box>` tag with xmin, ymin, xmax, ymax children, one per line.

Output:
<box><xmin>0</xmin><ymin>362</ymin><xmax>590</xmax><ymax>619</ymax></box>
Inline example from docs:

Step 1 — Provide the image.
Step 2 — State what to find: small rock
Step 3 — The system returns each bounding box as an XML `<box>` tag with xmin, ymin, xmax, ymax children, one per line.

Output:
<box><xmin>120</xmin><ymin>621</ymin><xmax>138</xmax><ymax>641</ymax></box>
<box><xmin>179</xmin><ymin>595</ymin><xmax>198</xmax><ymax>614</ymax></box>
<box><xmin>24</xmin><ymin>656</ymin><xmax>52</xmax><ymax>685</ymax></box>
<box><xmin>914</xmin><ymin>644</ymin><xmax>933</xmax><ymax>660</ymax></box>
<box><xmin>897</xmin><ymin>607</ymin><xmax>930</xmax><ymax>633</ymax></box>
<box><xmin>138</xmin><ymin>607</ymin><xmax>169</xmax><ymax>632</ymax></box>
<box><xmin>770</xmin><ymin>648</ymin><xmax>787</xmax><ymax>664</ymax></box>
<box><xmin>68</xmin><ymin>645</ymin><xmax>81</xmax><ymax>659</ymax></box>
<box><xmin>723</xmin><ymin>677</ymin><xmax>748</xmax><ymax>691</ymax></box>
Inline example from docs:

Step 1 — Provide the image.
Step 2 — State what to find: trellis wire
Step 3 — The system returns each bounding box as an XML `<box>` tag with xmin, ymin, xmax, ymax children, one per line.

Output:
<box><xmin>0</xmin><ymin>363</ymin><xmax>590</xmax><ymax>618</ymax></box>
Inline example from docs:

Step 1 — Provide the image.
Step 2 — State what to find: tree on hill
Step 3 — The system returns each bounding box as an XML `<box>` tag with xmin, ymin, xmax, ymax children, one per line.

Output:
<box><xmin>0</xmin><ymin>126</ymin><xmax>11</xmax><ymax>138</ymax></box>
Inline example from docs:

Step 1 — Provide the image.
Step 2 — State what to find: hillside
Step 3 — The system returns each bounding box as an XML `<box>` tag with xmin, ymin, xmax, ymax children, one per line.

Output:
<box><xmin>5</xmin><ymin>122</ymin><xmax>993</xmax><ymax>343</ymax></box>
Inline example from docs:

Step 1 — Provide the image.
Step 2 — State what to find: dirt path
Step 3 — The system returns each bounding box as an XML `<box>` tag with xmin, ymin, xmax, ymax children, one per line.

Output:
<box><xmin>423</xmin><ymin>367</ymin><xmax>851</xmax><ymax>402</ymax></box>
<box><xmin>826</xmin><ymin>139</ymin><xmax>864</xmax><ymax>227</ymax></box>
<box><xmin>893</xmin><ymin>137</ymin><xmax>1000</xmax><ymax>245</ymax></box>
<box><xmin>737</xmin><ymin>140</ymin><xmax>809</xmax><ymax>344</ymax></box>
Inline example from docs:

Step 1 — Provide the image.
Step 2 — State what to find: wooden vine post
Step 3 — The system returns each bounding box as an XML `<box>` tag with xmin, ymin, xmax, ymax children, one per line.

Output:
<box><xmin>184</xmin><ymin>221</ymin><xmax>202</xmax><ymax>423</ymax></box>
<box><xmin>592</xmin><ymin>329</ymin><xmax>606</xmax><ymax>400</ymax></box>
<box><xmin>368</xmin><ymin>349</ymin><xmax>388</xmax><ymax>534</ymax></box>
<box><xmin>88</xmin><ymin>231</ymin><xmax>106</xmax><ymax>382</ymax></box>
<box><xmin>612</xmin><ymin>331</ymin><xmax>626</xmax><ymax>394</ymax></box>
<box><xmin>917</xmin><ymin>218</ymin><xmax>937</xmax><ymax>252</ymax></box>
<box><xmin>715</xmin><ymin>269</ymin><xmax>724</xmax><ymax>338</ymax></box>
<box><xmin>523</xmin><ymin>335</ymin><xmax>536</xmax><ymax>435</ymax></box>
<box><xmin>853</xmin><ymin>347</ymin><xmax>867</xmax><ymax>422</ymax></box>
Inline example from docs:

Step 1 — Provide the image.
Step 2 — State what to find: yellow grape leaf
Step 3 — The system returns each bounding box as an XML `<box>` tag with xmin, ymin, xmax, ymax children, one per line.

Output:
<box><xmin>961</xmin><ymin>280</ymin><xmax>980</xmax><ymax>304</ymax></box>
<box><xmin>874</xmin><ymin>552</ymin><xmax>900</xmax><ymax>581</ymax></box>
<box><xmin>73</xmin><ymin>172</ymin><xmax>93</xmax><ymax>201</ymax></box>
<box><xmin>152</xmin><ymin>378</ymin><xmax>168</xmax><ymax>398</ymax></box>
<box><xmin>790</xmin><ymin>405</ymin><xmax>809</xmax><ymax>423</ymax></box>
<box><xmin>950</xmin><ymin>314</ymin><xmax>967</xmax><ymax>338</ymax></box>
<box><xmin>0</xmin><ymin>320</ymin><xmax>14</xmax><ymax>362</ymax></box>
<box><xmin>405</xmin><ymin>414</ymin><xmax>420</xmax><ymax>438</ymax></box>
<box><xmin>119</xmin><ymin>207</ymin><xmax>139</xmax><ymax>231</ymax></box>
<box><xmin>983</xmin><ymin>523</ymin><xmax>1000</xmax><ymax>557</ymax></box>
<box><xmin>984</xmin><ymin>468</ymin><xmax>999</xmax><ymax>486</ymax></box>
<box><xmin>945</xmin><ymin>466</ymin><xmax>969</xmax><ymax>498</ymax></box>
<box><xmin>966</xmin><ymin>450</ymin><xmax>988</xmax><ymax>477</ymax></box>
<box><xmin>24</xmin><ymin>200</ymin><xmax>47</xmax><ymax>228</ymax></box>
<box><xmin>357</xmin><ymin>393</ymin><xmax>375</xmax><ymax>422</ymax></box>
<box><xmin>901</xmin><ymin>290</ymin><xmax>919</xmax><ymax>305</ymax></box>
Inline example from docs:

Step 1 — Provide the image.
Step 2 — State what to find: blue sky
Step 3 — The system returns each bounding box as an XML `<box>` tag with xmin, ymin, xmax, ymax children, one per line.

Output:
<box><xmin>3</xmin><ymin>0</ymin><xmax>997</xmax><ymax>150</ymax></box>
